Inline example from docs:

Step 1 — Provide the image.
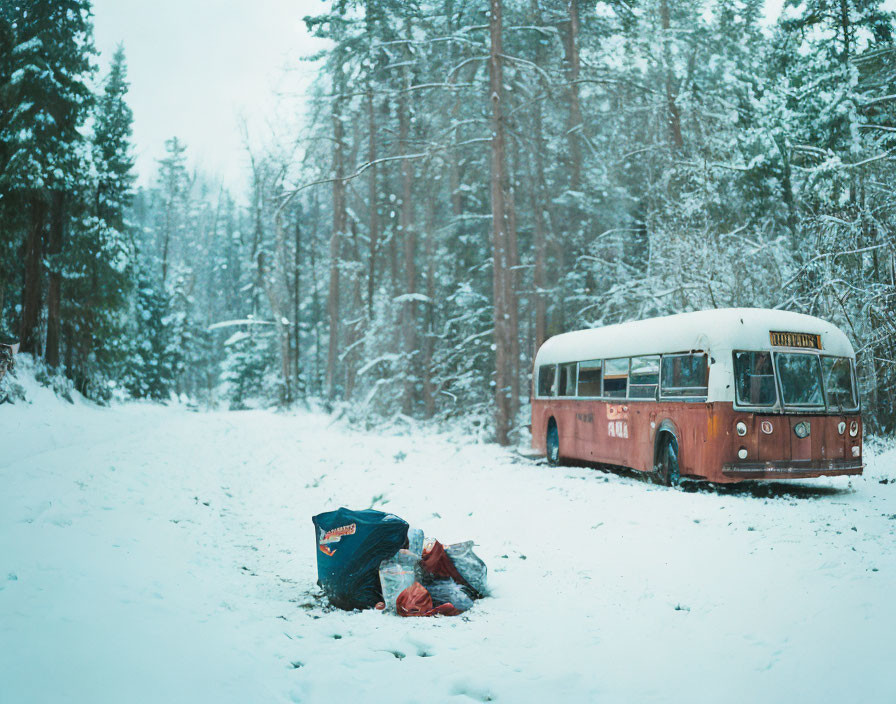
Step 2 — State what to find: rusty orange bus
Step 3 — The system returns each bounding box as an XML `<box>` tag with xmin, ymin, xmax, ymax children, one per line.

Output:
<box><xmin>531</xmin><ymin>309</ymin><xmax>863</xmax><ymax>484</ymax></box>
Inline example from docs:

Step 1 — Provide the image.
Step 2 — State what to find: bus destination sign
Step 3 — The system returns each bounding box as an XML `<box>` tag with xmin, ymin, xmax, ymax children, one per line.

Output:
<box><xmin>769</xmin><ymin>331</ymin><xmax>822</xmax><ymax>349</ymax></box>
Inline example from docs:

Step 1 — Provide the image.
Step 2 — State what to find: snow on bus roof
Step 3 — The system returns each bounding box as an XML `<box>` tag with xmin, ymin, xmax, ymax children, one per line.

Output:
<box><xmin>534</xmin><ymin>308</ymin><xmax>855</xmax><ymax>367</ymax></box>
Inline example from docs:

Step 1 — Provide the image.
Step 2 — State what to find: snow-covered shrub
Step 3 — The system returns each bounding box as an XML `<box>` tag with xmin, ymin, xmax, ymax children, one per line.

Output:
<box><xmin>220</xmin><ymin>331</ymin><xmax>275</xmax><ymax>410</ymax></box>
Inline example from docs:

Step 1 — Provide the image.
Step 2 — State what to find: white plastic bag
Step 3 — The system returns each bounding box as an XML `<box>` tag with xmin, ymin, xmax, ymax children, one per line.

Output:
<box><xmin>445</xmin><ymin>541</ymin><xmax>487</xmax><ymax>596</ymax></box>
<box><xmin>378</xmin><ymin>549</ymin><xmax>420</xmax><ymax>611</ymax></box>
<box><xmin>427</xmin><ymin>579</ymin><xmax>474</xmax><ymax>612</ymax></box>
<box><xmin>407</xmin><ymin>527</ymin><xmax>424</xmax><ymax>557</ymax></box>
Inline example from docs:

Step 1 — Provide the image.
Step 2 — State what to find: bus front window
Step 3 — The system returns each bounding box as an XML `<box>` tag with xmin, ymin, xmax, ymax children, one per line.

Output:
<box><xmin>734</xmin><ymin>351</ymin><xmax>776</xmax><ymax>406</ymax></box>
<box><xmin>776</xmin><ymin>352</ymin><xmax>824</xmax><ymax>407</ymax></box>
<box><xmin>822</xmin><ymin>356</ymin><xmax>857</xmax><ymax>410</ymax></box>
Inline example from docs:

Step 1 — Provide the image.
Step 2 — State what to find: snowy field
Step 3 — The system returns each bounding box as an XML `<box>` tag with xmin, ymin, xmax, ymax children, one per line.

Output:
<box><xmin>2</xmin><ymin>375</ymin><xmax>895</xmax><ymax>704</ymax></box>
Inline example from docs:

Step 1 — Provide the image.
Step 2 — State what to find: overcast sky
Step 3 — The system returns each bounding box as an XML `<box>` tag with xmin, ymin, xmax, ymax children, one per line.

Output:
<box><xmin>92</xmin><ymin>0</ymin><xmax>325</xmax><ymax>192</ymax></box>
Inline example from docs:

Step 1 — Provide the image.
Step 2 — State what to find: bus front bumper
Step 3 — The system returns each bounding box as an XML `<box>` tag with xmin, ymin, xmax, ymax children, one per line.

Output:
<box><xmin>721</xmin><ymin>458</ymin><xmax>863</xmax><ymax>480</ymax></box>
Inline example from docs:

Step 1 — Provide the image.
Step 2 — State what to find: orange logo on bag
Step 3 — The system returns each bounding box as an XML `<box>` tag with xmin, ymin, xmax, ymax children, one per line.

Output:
<box><xmin>320</xmin><ymin>523</ymin><xmax>356</xmax><ymax>543</ymax></box>
<box><xmin>318</xmin><ymin>523</ymin><xmax>357</xmax><ymax>558</ymax></box>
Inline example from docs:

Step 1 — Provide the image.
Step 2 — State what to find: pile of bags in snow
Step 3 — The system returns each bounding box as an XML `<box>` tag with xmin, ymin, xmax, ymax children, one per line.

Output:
<box><xmin>312</xmin><ymin>507</ymin><xmax>486</xmax><ymax>617</ymax></box>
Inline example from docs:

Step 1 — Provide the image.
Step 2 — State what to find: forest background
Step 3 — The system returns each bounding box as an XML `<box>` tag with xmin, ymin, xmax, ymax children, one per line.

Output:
<box><xmin>1</xmin><ymin>0</ymin><xmax>894</xmax><ymax>444</ymax></box>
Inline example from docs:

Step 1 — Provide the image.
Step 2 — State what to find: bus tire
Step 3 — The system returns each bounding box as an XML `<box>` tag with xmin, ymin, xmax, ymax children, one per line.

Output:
<box><xmin>546</xmin><ymin>418</ymin><xmax>560</xmax><ymax>467</ymax></box>
<box><xmin>655</xmin><ymin>434</ymin><xmax>680</xmax><ymax>487</ymax></box>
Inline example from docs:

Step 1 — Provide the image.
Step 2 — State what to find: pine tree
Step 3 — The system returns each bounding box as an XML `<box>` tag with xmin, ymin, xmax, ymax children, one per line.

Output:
<box><xmin>64</xmin><ymin>45</ymin><xmax>136</xmax><ymax>399</ymax></box>
<box><xmin>0</xmin><ymin>11</ymin><xmax>22</xmax><ymax>339</ymax></box>
<box><xmin>0</xmin><ymin>0</ymin><xmax>95</xmax><ymax>360</ymax></box>
<box><xmin>221</xmin><ymin>330</ymin><xmax>272</xmax><ymax>410</ymax></box>
<box><xmin>125</xmin><ymin>265</ymin><xmax>172</xmax><ymax>400</ymax></box>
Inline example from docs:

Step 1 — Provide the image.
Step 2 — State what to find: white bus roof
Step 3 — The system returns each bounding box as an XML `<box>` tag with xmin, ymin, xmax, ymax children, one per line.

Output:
<box><xmin>534</xmin><ymin>308</ymin><xmax>855</xmax><ymax>367</ymax></box>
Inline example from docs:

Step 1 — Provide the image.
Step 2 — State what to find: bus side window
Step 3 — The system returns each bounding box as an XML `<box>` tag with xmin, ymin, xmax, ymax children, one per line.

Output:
<box><xmin>537</xmin><ymin>365</ymin><xmax>556</xmax><ymax>397</ymax></box>
<box><xmin>603</xmin><ymin>358</ymin><xmax>628</xmax><ymax>398</ymax></box>
<box><xmin>629</xmin><ymin>356</ymin><xmax>660</xmax><ymax>398</ymax></box>
<box><xmin>558</xmin><ymin>362</ymin><xmax>577</xmax><ymax>396</ymax></box>
<box><xmin>661</xmin><ymin>354</ymin><xmax>708</xmax><ymax>398</ymax></box>
<box><xmin>577</xmin><ymin>360</ymin><xmax>602</xmax><ymax>396</ymax></box>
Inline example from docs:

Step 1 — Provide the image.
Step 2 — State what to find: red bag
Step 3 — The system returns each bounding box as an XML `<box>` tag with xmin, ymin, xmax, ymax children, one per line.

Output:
<box><xmin>396</xmin><ymin>582</ymin><xmax>462</xmax><ymax>618</ymax></box>
<box><xmin>396</xmin><ymin>582</ymin><xmax>432</xmax><ymax>617</ymax></box>
<box><xmin>420</xmin><ymin>541</ymin><xmax>473</xmax><ymax>592</ymax></box>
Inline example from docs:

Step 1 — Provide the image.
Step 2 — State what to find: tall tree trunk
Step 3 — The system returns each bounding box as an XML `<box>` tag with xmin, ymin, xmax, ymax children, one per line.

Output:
<box><xmin>529</xmin><ymin>0</ymin><xmax>551</xmax><ymax>350</ymax></box>
<box><xmin>365</xmin><ymin>0</ymin><xmax>380</xmax><ymax>319</ymax></box>
<box><xmin>367</xmin><ymin>87</ymin><xmax>379</xmax><ymax>318</ymax></box>
<box><xmin>268</xmin><ymin>213</ymin><xmax>293</xmax><ymax>407</ymax></box>
<box><xmin>45</xmin><ymin>190</ymin><xmax>65</xmax><ymax>369</ymax></box>
<box><xmin>507</xmin><ymin>137</ymin><xmax>521</xmax><ymax>427</ymax></box>
<box><xmin>161</xmin><ymin>204</ymin><xmax>171</xmax><ymax>288</ymax></box>
<box><xmin>529</xmin><ymin>96</ymin><xmax>551</xmax><ymax>349</ymax></box>
<box><xmin>660</xmin><ymin>0</ymin><xmax>684</xmax><ymax>150</ymax></box>
<box><xmin>344</xmin><ymin>222</ymin><xmax>364</xmax><ymax>400</ymax></box>
<box><xmin>327</xmin><ymin>54</ymin><xmax>347</xmax><ymax>402</ymax></box>
<box><xmin>399</xmin><ymin>20</ymin><xmax>417</xmax><ymax>416</ymax></box>
<box><xmin>446</xmin><ymin>0</ymin><xmax>469</xmax><ymax>281</ymax></box>
<box><xmin>556</xmin><ymin>0</ymin><xmax>585</xmax><ymax>331</ymax></box>
<box><xmin>422</xmin><ymin>194</ymin><xmax>436</xmax><ymax>419</ymax></box>
<box><xmin>564</xmin><ymin>0</ymin><xmax>584</xmax><ymax>191</ymax></box>
<box><xmin>294</xmin><ymin>216</ymin><xmax>302</xmax><ymax>397</ymax></box>
<box><xmin>310</xmin><ymin>195</ymin><xmax>323</xmax><ymax>396</ymax></box>
<box><xmin>20</xmin><ymin>196</ymin><xmax>45</xmax><ymax>356</ymax></box>
<box><xmin>838</xmin><ymin>0</ymin><xmax>851</xmax><ymax>61</ymax></box>
<box><xmin>63</xmin><ymin>320</ymin><xmax>73</xmax><ymax>376</ymax></box>
<box><xmin>489</xmin><ymin>0</ymin><xmax>517</xmax><ymax>445</ymax></box>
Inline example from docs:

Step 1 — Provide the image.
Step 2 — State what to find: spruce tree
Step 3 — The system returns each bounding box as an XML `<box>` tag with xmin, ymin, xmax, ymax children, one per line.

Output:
<box><xmin>0</xmin><ymin>0</ymin><xmax>94</xmax><ymax>359</ymax></box>
<box><xmin>64</xmin><ymin>45</ymin><xmax>136</xmax><ymax>398</ymax></box>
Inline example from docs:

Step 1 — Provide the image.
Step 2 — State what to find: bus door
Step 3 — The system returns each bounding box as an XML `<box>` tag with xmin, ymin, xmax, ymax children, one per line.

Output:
<box><xmin>601</xmin><ymin>358</ymin><xmax>631</xmax><ymax>465</ymax></box>
<box><xmin>575</xmin><ymin>360</ymin><xmax>602</xmax><ymax>459</ymax></box>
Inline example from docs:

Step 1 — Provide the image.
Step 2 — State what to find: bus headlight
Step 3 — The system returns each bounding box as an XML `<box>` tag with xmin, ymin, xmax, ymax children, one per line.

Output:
<box><xmin>849</xmin><ymin>420</ymin><xmax>859</xmax><ymax>437</ymax></box>
<box><xmin>794</xmin><ymin>421</ymin><xmax>811</xmax><ymax>439</ymax></box>
<box><xmin>736</xmin><ymin>421</ymin><xmax>747</xmax><ymax>436</ymax></box>
<box><xmin>852</xmin><ymin>446</ymin><xmax>861</xmax><ymax>457</ymax></box>
<box><xmin>837</xmin><ymin>421</ymin><xmax>846</xmax><ymax>435</ymax></box>
<box><xmin>737</xmin><ymin>447</ymin><xmax>748</xmax><ymax>460</ymax></box>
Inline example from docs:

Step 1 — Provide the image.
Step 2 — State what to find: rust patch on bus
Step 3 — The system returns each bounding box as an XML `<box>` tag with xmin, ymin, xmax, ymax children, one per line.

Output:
<box><xmin>706</xmin><ymin>410</ymin><xmax>721</xmax><ymax>439</ymax></box>
<box><xmin>606</xmin><ymin>404</ymin><xmax>627</xmax><ymax>420</ymax></box>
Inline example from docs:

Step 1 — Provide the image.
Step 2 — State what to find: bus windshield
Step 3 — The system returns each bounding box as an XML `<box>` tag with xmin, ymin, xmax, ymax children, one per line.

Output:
<box><xmin>735</xmin><ymin>350</ymin><xmax>857</xmax><ymax>410</ymax></box>
<box><xmin>776</xmin><ymin>352</ymin><xmax>824</xmax><ymax>406</ymax></box>
<box><xmin>822</xmin><ymin>356</ymin><xmax>857</xmax><ymax>410</ymax></box>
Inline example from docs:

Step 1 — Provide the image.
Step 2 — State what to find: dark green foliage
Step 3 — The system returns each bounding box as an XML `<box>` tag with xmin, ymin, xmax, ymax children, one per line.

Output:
<box><xmin>125</xmin><ymin>267</ymin><xmax>172</xmax><ymax>400</ymax></box>
<box><xmin>0</xmin><ymin>0</ymin><xmax>94</xmax><ymax>192</ymax></box>
<box><xmin>0</xmin><ymin>1</ymin><xmax>141</xmax><ymax>400</ymax></box>
<box><xmin>221</xmin><ymin>332</ymin><xmax>273</xmax><ymax>410</ymax></box>
<box><xmin>64</xmin><ymin>45</ymin><xmax>136</xmax><ymax>399</ymax></box>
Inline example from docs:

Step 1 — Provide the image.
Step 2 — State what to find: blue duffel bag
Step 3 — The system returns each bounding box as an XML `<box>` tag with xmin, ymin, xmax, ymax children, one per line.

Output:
<box><xmin>312</xmin><ymin>508</ymin><xmax>409</xmax><ymax>610</ymax></box>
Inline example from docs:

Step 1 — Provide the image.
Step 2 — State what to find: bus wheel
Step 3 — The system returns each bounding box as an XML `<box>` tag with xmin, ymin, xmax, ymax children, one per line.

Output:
<box><xmin>546</xmin><ymin>420</ymin><xmax>560</xmax><ymax>467</ymax></box>
<box><xmin>656</xmin><ymin>435</ymin><xmax>680</xmax><ymax>487</ymax></box>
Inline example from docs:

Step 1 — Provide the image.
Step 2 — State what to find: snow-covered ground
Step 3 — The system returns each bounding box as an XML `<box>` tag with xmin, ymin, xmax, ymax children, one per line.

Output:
<box><xmin>2</xmin><ymin>373</ymin><xmax>895</xmax><ymax>704</ymax></box>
